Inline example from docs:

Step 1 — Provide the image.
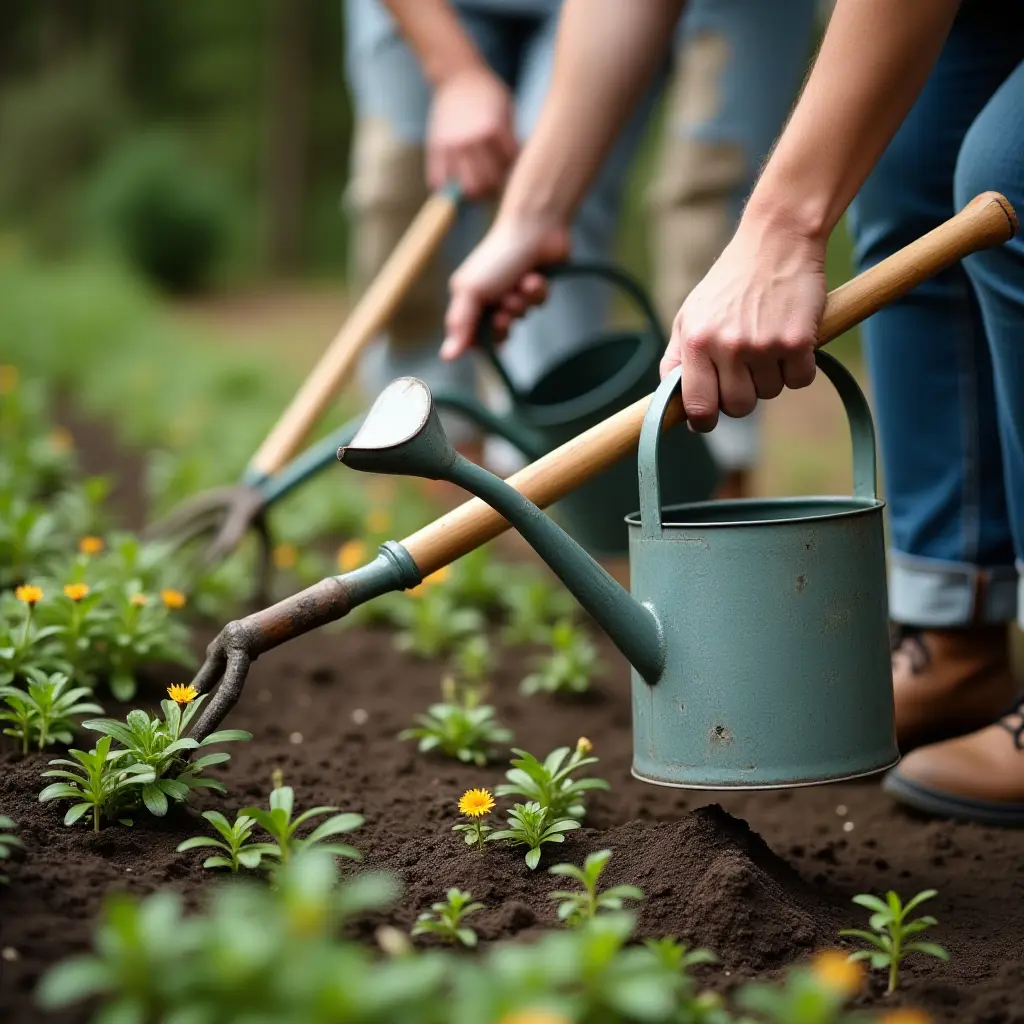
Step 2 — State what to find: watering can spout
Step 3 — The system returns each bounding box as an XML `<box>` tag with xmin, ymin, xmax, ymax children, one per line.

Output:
<box><xmin>339</xmin><ymin>377</ymin><xmax>666</xmax><ymax>684</ymax></box>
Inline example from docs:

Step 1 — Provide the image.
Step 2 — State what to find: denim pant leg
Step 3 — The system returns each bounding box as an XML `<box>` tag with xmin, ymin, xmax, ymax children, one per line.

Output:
<box><xmin>847</xmin><ymin>6</ymin><xmax>1024</xmax><ymax>626</ymax></box>
<box><xmin>649</xmin><ymin>0</ymin><xmax>818</xmax><ymax>471</ymax></box>
<box><xmin>955</xmin><ymin>58</ymin><xmax>1024</xmax><ymax>628</ymax></box>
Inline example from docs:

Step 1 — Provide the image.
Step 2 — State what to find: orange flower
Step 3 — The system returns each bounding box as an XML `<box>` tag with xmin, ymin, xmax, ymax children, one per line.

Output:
<box><xmin>810</xmin><ymin>950</ymin><xmax>863</xmax><ymax>997</ymax></box>
<box><xmin>78</xmin><ymin>536</ymin><xmax>104</xmax><ymax>556</ymax></box>
<box><xmin>0</xmin><ymin>365</ymin><xmax>17</xmax><ymax>394</ymax></box>
<box><xmin>167</xmin><ymin>683</ymin><xmax>198</xmax><ymax>705</ymax></box>
<box><xmin>161</xmin><ymin>589</ymin><xmax>186</xmax><ymax>610</ymax></box>
<box><xmin>63</xmin><ymin>583</ymin><xmax>90</xmax><ymax>602</ymax></box>
<box><xmin>15</xmin><ymin>584</ymin><xmax>43</xmax><ymax>606</ymax></box>
<box><xmin>130</xmin><ymin>593</ymin><xmax>149</xmax><ymax>607</ymax></box>
<box><xmin>367</xmin><ymin>508</ymin><xmax>392</xmax><ymax>534</ymax></box>
<box><xmin>458</xmin><ymin>788</ymin><xmax>494</xmax><ymax>818</ymax></box>
<box><xmin>877</xmin><ymin>1011</ymin><xmax>931</xmax><ymax>1024</ymax></box>
<box><xmin>273</xmin><ymin>544</ymin><xmax>298</xmax><ymax>570</ymax></box>
<box><xmin>337</xmin><ymin>540</ymin><xmax>367</xmax><ymax>573</ymax></box>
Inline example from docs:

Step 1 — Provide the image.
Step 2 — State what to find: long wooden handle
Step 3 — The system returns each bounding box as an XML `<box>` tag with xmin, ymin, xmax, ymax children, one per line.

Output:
<box><xmin>402</xmin><ymin>192</ymin><xmax>1017</xmax><ymax>574</ymax></box>
<box><xmin>250</xmin><ymin>189</ymin><xmax>459</xmax><ymax>476</ymax></box>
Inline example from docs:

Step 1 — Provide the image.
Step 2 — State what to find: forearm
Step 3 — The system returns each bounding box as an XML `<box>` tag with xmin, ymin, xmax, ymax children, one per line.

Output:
<box><xmin>499</xmin><ymin>0</ymin><xmax>683</xmax><ymax>226</ymax></box>
<box><xmin>745</xmin><ymin>0</ymin><xmax>960</xmax><ymax>241</ymax></box>
<box><xmin>382</xmin><ymin>0</ymin><xmax>483</xmax><ymax>87</ymax></box>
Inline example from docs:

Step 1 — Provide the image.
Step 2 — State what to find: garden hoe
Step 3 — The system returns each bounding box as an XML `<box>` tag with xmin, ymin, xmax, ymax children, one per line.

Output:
<box><xmin>180</xmin><ymin>192</ymin><xmax>1018</xmax><ymax>748</ymax></box>
<box><xmin>145</xmin><ymin>185</ymin><xmax>460</xmax><ymax>595</ymax></box>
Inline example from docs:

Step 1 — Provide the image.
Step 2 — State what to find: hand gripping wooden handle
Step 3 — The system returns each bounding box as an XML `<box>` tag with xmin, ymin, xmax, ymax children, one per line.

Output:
<box><xmin>250</xmin><ymin>189</ymin><xmax>459</xmax><ymax>476</ymax></box>
<box><xmin>401</xmin><ymin>192</ymin><xmax>1017</xmax><ymax>575</ymax></box>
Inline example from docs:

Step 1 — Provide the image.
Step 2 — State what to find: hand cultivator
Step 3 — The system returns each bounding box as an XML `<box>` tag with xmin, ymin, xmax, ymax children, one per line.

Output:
<box><xmin>184</xmin><ymin>193</ymin><xmax>1017</xmax><ymax>788</ymax></box>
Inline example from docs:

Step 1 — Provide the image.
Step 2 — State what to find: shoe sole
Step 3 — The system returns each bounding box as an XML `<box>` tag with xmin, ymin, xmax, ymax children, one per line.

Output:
<box><xmin>883</xmin><ymin>770</ymin><xmax>1024</xmax><ymax>827</ymax></box>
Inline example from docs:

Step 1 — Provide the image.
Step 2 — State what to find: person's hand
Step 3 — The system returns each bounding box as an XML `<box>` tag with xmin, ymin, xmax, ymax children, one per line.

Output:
<box><xmin>427</xmin><ymin>64</ymin><xmax>518</xmax><ymax>200</ymax></box>
<box><xmin>660</xmin><ymin>217</ymin><xmax>828</xmax><ymax>432</ymax></box>
<box><xmin>440</xmin><ymin>215</ymin><xmax>571</xmax><ymax>360</ymax></box>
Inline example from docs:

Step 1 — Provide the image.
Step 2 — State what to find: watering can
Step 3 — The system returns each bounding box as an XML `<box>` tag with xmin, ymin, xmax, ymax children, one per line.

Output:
<box><xmin>339</xmin><ymin>348</ymin><xmax>894</xmax><ymax>788</ymax></box>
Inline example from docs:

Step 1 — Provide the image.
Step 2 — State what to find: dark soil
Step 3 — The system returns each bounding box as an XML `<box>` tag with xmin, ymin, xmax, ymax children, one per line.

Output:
<box><xmin>3</xmin><ymin>420</ymin><xmax>1024</xmax><ymax>1023</ymax></box>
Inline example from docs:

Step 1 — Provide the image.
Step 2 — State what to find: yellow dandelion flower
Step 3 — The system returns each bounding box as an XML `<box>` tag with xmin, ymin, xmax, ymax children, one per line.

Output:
<box><xmin>877</xmin><ymin>1011</ymin><xmax>931</xmax><ymax>1024</ymax></box>
<box><xmin>78</xmin><ymin>536</ymin><xmax>104</xmax><ymax>555</ymax></box>
<box><xmin>49</xmin><ymin>427</ymin><xmax>74</xmax><ymax>453</ymax></box>
<box><xmin>63</xmin><ymin>583</ymin><xmax>90</xmax><ymax>602</ymax></box>
<box><xmin>161</xmin><ymin>589</ymin><xmax>187</xmax><ymax>610</ymax></box>
<box><xmin>273</xmin><ymin>543</ymin><xmax>298</xmax><ymax>570</ymax></box>
<box><xmin>15</xmin><ymin>584</ymin><xmax>43</xmax><ymax>606</ymax></box>
<box><xmin>0</xmin><ymin>365</ymin><xmax>18</xmax><ymax>394</ymax></box>
<box><xmin>498</xmin><ymin>1012</ymin><xmax>573</xmax><ymax>1024</ymax></box>
<box><xmin>167</xmin><ymin>683</ymin><xmax>198</xmax><ymax>705</ymax></box>
<box><xmin>337</xmin><ymin>539</ymin><xmax>367</xmax><ymax>573</ymax></box>
<box><xmin>810</xmin><ymin>950</ymin><xmax>863</xmax><ymax>997</ymax></box>
<box><xmin>130</xmin><ymin>593</ymin><xmax>149</xmax><ymax>607</ymax></box>
<box><xmin>458</xmin><ymin>788</ymin><xmax>495</xmax><ymax>818</ymax></box>
<box><xmin>367</xmin><ymin>508</ymin><xmax>392</xmax><ymax>534</ymax></box>
<box><xmin>576</xmin><ymin>737</ymin><xmax>592</xmax><ymax>754</ymax></box>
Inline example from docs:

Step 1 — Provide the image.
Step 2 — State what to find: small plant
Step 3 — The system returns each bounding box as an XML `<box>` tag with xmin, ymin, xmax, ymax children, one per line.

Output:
<box><xmin>642</xmin><ymin>936</ymin><xmax>718</xmax><ymax>973</ymax></box>
<box><xmin>399</xmin><ymin>677</ymin><xmax>512</xmax><ymax>766</ymax></box>
<box><xmin>0</xmin><ymin>668</ymin><xmax>102</xmax><ymax>753</ymax></box>
<box><xmin>495</xmin><ymin>738</ymin><xmax>609</xmax><ymax>821</ymax></box>
<box><xmin>501</xmin><ymin>575</ymin><xmax>576</xmax><ymax>645</ymax></box>
<box><xmin>548</xmin><ymin>849</ymin><xmax>645</xmax><ymax>927</ymax></box>
<box><xmin>0</xmin><ymin>814</ymin><xmax>21</xmax><ymax>883</ymax></box>
<box><xmin>739</xmin><ymin>949</ymin><xmax>866</xmax><ymax>1023</ymax></box>
<box><xmin>411</xmin><ymin>888</ymin><xmax>484</xmax><ymax>948</ymax></box>
<box><xmin>521</xmin><ymin>618</ymin><xmax>602</xmax><ymax>695</ymax></box>
<box><xmin>451</xmin><ymin>634</ymin><xmax>494</xmax><ymax>686</ymax></box>
<box><xmin>39</xmin><ymin>735</ymin><xmax>155</xmax><ymax>831</ymax></box>
<box><xmin>452</xmin><ymin>787</ymin><xmax>494</xmax><ymax>851</ymax></box>
<box><xmin>241</xmin><ymin>774</ymin><xmax>363</xmax><ymax>866</ymax></box>
<box><xmin>82</xmin><ymin>688</ymin><xmax>250</xmax><ymax>817</ymax></box>
<box><xmin>486</xmin><ymin>800</ymin><xmax>580</xmax><ymax>869</ymax></box>
<box><xmin>176</xmin><ymin>810</ymin><xmax>277</xmax><ymax>872</ymax></box>
<box><xmin>840</xmin><ymin>889</ymin><xmax>948</xmax><ymax>993</ymax></box>
<box><xmin>393</xmin><ymin>586</ymin><xmax>484</xmax><ymax>659</ymax></box>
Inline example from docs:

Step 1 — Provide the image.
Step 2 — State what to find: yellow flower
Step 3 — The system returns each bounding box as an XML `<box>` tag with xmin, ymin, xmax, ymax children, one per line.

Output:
<box><xmin>15</xmin><ymin>584</ymin><xmax>43</xmax><ymax>606</ymax></box>
<box><xmin>161</xmin><ymin>589</ymin><xmax>187</xmax><ymax>610</ymax></box>
<box><xmin>130</xmin><ymin>593</ymin><xmax>149</xmax><ymax>607</ymax></box>
<box><xmin>0</xmin><ymin>365</ymin><xmax>17</xmax><ymax>394</ymax></box>
<box><xmin>367</xmin><ymin>508</ymin><xmax>392</xmax><ymax>534</ymax></box>
<box><xmin>49</xmin><ymin>427</ymin><xmax>74</xmax><ymax>453</ymax></box>
<box><xmin>63</xmin><ymin>583</ymin><xmax>90</xmax><ymax>602</ymax></box>
<box><xmin>337</xmin><ymin>540</ymin><xmax>366</xmax><ymax>573</ymax></box>
<box><xmin>498</xmin><ymin>1012</ymin><xmax>573</xmax><ymax>1024</ymax></box>
<box><xmin>78</xmin><ymin>536</ymin><xmax>104</xmax><ymax>555</ymax></box>
<box><xmin>458</xmin><ymin>788</ymin><xmax>495</xmax><ymax>818</ymax></box>
<box><xmin>273</xmin><ymin>543</ymin><xmax>298</xmax><ymax>570</ymax></box>
<box><xmin>810</xmin><ymin>950</ymin><xmax>863</xmax><ymax>997</ymax></box>
<box><xmin>167</xmin><ymin>683</ymin><xmax>198</xmax><ymax>705</ymax></box>
<box><xmin>576</xmin><ymin>737</ymin><xmax>592</xmax><ymax>755</ymax></box>
<box><xmin>409</xmin><ymin>565</ymin><xmax>451</xmax><ymax>597</ymax></box>
<box><xmin>877</xmin><ymin>1011</ymin><xmax>931</xmax><ymax>1024</ymax></box>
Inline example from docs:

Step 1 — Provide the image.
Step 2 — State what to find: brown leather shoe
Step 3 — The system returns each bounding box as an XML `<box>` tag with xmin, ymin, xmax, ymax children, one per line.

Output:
<box><xmin>892</xmin><ymin>623</ymin><xmax>1019</xmax><ymax>753</ymax></box>
<box><xmin>883</xmin><ymin>705</ymin><xmax>1024</xmax><ymax>826</ymax></box>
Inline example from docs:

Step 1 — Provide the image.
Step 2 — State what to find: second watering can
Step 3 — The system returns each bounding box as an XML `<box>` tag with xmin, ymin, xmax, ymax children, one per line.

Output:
<box><xmin>339</xmin><ymin>352</ymin><xmax>897</xmax><ymax>789</ymax></box>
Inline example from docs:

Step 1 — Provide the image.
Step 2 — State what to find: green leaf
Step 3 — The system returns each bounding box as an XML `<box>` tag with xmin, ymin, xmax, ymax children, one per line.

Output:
<box><xmin>199</xmin><ymin>729</ymin><xmax>251</xmax><ymax>745</ymax></box>
<box><xmin>303</xmin><ymin>813</ymin><xmax>363</xmax><ymax>845</ymax></box>
<box><xmin>456</xmin><ymin>928</ymin><xmax>477</xmax><ymax>948</ymax></box>
<box><xmin>176</xmin><ymin>837</ymin><xmax>222</xmax><ymax>852</ymax></box>
<box><xmin>64</xmin><ymin>802</ymin><xmax>93</xmax><ymax>826</ymax></box>
<box><xmin>36</xmin><ymin>957</ymin><xmax>113</xmax><ymax>1008</ymax></box>
<box><xmin>141</xmin><ymin>783</ymin><xmax>168</xmax><ymax>817</ymax></box>
<box><xmin>40</xmin><ymin>783</ymin><xmax>82</xmax><ymax>802</ymax></box>
<box><xmin>236</xmin><ymin>849</ymin><xmax>264</xmax><ymax>869</ymax></box>
<box><xmin>903</xmin><ymin>889</ymin><xmax>938</xmax><ymax>914</ymax></box>
<box><xmin>525</xmin><ymin>847</ymin><xmax>542</xmax><ymax>870</ymax></box>
<box><xmin>202</xmin><ymin>855</ymin><xmax>235</xmax><ymax>870</ymax></box>
<box><xmin>851</xmin><ymin>893</ymin><xmax>890</xmax><ymax>914</ymax></box>
<box><xmin>905</xmin><ymin>941</ymin><xmax>949</xmax><ymax>961</ymax></box>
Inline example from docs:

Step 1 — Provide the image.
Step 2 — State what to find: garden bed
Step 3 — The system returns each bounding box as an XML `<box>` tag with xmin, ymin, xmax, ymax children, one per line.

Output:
<box><xmin>3</xmin><ymin>417</ymin><xmax>1024</xmax><ymax>1024</ymax></box>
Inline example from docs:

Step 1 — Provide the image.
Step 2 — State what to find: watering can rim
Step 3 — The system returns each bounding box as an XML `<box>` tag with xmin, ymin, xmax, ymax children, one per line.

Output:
<box><xmin>624</xmin><ymin>493</ymin><xmax>886</xmax><ymax>531</ymax></box>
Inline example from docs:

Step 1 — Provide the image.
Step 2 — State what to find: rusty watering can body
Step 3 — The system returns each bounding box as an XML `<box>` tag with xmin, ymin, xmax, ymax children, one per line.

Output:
<box><xmin>339</xmin><ymin>351</ymin><xmax>897</xmax><ymax>790</ymax></box>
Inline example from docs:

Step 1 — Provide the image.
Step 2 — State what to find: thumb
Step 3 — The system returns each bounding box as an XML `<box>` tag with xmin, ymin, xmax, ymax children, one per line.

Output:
<box><xmin>659</xmin><ymin>332</ymin><xmax>682</xmax><ymax>381</ymax></box>
<box><xmin>441</xmin><ymin>287</ymin><xmax>482</xmax><ymax>361</ymax></box>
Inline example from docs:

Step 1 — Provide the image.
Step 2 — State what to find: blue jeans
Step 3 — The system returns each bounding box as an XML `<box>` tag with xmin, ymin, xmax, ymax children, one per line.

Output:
<box><xmin>848</xmin><ymin>3</ymin><xmax>1024</xmax><ymax>627</ymax></box>
<box><xmin>343</xmin><ymin>0</ymin><xmax>665</xmax><ymax>410</ymax></box>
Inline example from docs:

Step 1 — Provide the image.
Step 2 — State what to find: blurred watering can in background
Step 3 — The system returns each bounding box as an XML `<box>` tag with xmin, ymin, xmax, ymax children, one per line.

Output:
<box><xmin>340</xmin><ymin>352</ymin><xmax>896</xmax><ymax>789</ymax></box>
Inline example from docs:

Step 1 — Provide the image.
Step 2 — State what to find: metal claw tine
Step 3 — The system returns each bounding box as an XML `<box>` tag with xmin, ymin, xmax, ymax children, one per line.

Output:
<box><xmin>144</xmin><ymin>488</ymin><xmax>239</xmax><ymax>543</ymax></box>
<box><xmin>189</xmin><ymin>648</ymin><xmax>250</xmax><ymax>742</ymax></box>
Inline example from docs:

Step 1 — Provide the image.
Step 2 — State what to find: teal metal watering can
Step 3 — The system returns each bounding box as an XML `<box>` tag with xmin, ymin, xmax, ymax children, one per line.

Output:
<box><xmin>339</xmin><ymin>352</ymin><xmax>896</xmax><ymax>788</ymax></box>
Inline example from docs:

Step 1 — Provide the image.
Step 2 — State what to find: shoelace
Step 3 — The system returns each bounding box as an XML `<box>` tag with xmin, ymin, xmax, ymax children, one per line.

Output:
<box><xmin>889</xmin><ymin>623</ymin><xmax>931</xmax><ymax>674</ymax></box>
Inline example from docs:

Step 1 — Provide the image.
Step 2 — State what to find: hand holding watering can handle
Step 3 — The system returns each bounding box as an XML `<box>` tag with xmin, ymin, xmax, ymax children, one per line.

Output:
<box><xmin>474</xmin><ymin>261</ymin><xmax>667</xmax><ymax>406</ymax></box>
<box><xmin>401</xmin><ymin>192</ymin><xmax>1017</xmax><ymax>575</ymax></box>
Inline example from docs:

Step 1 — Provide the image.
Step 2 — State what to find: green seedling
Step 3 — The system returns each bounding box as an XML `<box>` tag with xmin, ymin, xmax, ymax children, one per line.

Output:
<box><xmin>642</xmin><ymin>936</ymin><xmax>718</xmax><ymax>973</ymax></box>
<box><xmin>177</xmin><ymin>810</ymin><xmax>277</xmax><ymax>872</ymax></box>
<box><xmin>241</xmin><ymin>777</ymin><xmax>363</xmax><ymax>866</ymax></box>
<box><xmin>486</xmin><ymin>800</ymin><xmax>580</xmax><ymax>870</ymax></box>
<box><xmin>0</xmin><ymin>668</ymin><xmax>102</xmax><ymax>753</ymax></box>
<box><xmin>411</xmin><ymin>888</ymin><xmax>484</xmax><ymax>948</ymax></box>
<box><xmin>548</xmin><ymin>849</ymin><xmax>645</xmax><ymax>927</ymax></box>
<box><xmin>83</xmin><ymin>694</ymin><xmax>250</xmax><ymax>817</ymax></box>
<box><xmin>840</xmin><ymin>889</ymin><xmax>948</xmax><ymax>993</ymax></box>
<box><xmin>446</xmin><ymin>546</ymin><xmax>505</xmax><ymax>613</ymax></box>
<box><xmin>521</xmin><ymin>618</ymin><xmax>602</xmax><ymax>695</ymax></box>
<box><xmin>495</xmin><ymin>739</ymin><xmax>608</xmax><ymax>821</ymax></box>
<box><xmin>39</xmin><ymin>736</ymin><xmax>155</xmax><ymax>831</ymax></box>
<box><xmin>0</xmin><ymin>814</ymin><xmax>21</xmax><ymax>883</ymax></box>
<box><xmin>451</xmin><ymin>634</ymin><xmax>494</xmax><ymax>686</ymax></box>
<box><xmin>399</xmin><ymin>677</ymin><xmax>512</xmax><ymax>766</ymax></box>
<box><xmin>738</xmin><ymin>950</ymin><xmax>868</xmax><ymax>1023</ymax></box>
<box><xmin>393</xmin><ymin>589</ymin><xmax>484</xmax><ymax>659</ymax></box>
<box><xmin>0</xmin><ymin>587</ymin><xmax>69</xmax><ymax>687</ymax></box>
<box><xmin>501</xmin><ymin>576</ymin><xmax>576</xmax><ymax>646</ymax></box>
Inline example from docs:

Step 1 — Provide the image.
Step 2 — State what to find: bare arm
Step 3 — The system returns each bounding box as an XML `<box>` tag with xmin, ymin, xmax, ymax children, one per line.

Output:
<box><xmin>381</xmin><ymin>0</ymin><xmax>483</xmax><ymax>87</ymax></box>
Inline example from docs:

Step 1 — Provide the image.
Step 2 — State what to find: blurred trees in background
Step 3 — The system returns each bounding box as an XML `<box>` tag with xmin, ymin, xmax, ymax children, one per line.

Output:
<box><xmin>0</xmin><ymin>0</ymin><xmax>354</xmax><ymax>284</ymax></box>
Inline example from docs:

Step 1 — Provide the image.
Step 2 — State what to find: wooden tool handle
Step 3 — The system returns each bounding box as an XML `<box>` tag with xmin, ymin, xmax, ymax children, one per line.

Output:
<box><xmin>402</xmin><ymin>192</ymin><xmax>1017</xmax><ymax>574</ymax></box>
<box><xmin>250</xmin><ymin>189</ymin><xmax>459</xmax><ymax>476</ymax></box>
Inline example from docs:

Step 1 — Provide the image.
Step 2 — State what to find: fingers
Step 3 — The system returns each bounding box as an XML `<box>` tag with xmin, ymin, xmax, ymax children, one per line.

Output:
<box><xmin>440</xmin><ymin>287</ymin><xmax>482</xmax><ymax>360</ymax></box>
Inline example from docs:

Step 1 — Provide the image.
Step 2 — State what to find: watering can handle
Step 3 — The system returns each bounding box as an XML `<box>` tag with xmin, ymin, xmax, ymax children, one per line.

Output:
<box><xmin>399</xmin><ymin>192</ymin><xmax>1017</xmax><ymax>575</ymax></box>
<box><xmin>474</xmin><ymin>261</ymin><xmax>667</xmax><ymax>406</ymax></box>
<box><xmin>248</xmin><ymin>182</ymin><xmax>462</xmax><ymax>479</ymax></box>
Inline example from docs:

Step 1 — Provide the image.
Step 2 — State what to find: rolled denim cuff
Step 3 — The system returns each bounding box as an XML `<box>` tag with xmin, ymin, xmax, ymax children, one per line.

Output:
<box><xmin>888</xmin><ymin>550</ymin><xmax>1018</xmax><ymax>627</ymax></box>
